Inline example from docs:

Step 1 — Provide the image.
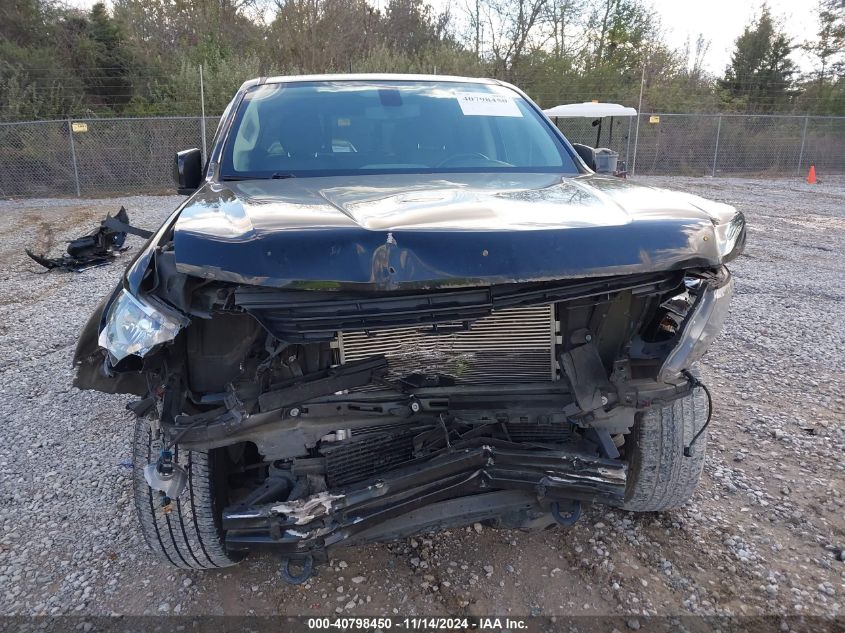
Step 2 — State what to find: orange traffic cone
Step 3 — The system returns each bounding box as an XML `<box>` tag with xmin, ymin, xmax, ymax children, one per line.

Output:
<box><xmin>807</xmin><ymin>164</ymin><xmax>817</xmax><ymax>184</ymax></box>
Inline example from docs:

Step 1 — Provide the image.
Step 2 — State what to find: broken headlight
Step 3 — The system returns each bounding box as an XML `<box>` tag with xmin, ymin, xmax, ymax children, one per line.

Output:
<box><xmin>658</xmin><ymin>270</ymin><xmax>734</xmax><ymax>380</ymax></box>
<box><xmin>98</xmin><ymin>289</ymin><xmax>182</xmax><ymax>362</ymax></box>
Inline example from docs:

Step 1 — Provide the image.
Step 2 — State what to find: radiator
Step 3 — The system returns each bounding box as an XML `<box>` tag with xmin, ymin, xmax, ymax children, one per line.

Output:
<box><xmin>337</xmin><ymin>305</ymin><xmax>556</xmax><ymax>385</ymax></box>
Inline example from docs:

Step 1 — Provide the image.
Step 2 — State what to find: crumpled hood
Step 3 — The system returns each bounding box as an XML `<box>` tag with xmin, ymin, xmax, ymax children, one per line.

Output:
<box><xmin>170</xmin><ymin>173</ymin><xmax>743</xmax><ymax>289</ymax></box>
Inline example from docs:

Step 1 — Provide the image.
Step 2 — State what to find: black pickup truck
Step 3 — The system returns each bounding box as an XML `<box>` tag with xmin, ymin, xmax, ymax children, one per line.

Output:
<box><xmin>73</xmin><ymin>74</ymin><xmax>745</xmax><ymax>580</ymax></box>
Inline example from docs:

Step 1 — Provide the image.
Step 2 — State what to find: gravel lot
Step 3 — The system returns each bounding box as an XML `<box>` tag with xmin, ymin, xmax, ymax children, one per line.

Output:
<box><xmin>0</xmin><ymin>176</ymin><xmax>843</xmax><ymax>621</ymax></box>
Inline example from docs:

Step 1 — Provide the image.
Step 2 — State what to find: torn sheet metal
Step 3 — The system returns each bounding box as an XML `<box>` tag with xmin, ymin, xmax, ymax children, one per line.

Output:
<box><xmin>270</xmin><ymin>492</ymin><xmax>343</xmax><ymax>525</ymax></box>
<box><xmin>26</xmin><ymin>207</ymin><xmax>153</xmax><ymax>272</ymax></box>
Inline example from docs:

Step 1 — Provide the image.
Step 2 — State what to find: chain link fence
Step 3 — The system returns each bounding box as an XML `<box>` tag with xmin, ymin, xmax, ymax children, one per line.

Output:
<box><xmin>1</xmin><ymin>113</ymin><xmax>843</xmax><ymax>198</ymax></box>
<box><xmin>0</xmin><ymin>116</ymin><xmax>221</xmax><ymax>198</ymax></box>
<box><xmin>628</xmin><ymin>114</ymin><xmax>845</xmax><ymax>177</ymax></box>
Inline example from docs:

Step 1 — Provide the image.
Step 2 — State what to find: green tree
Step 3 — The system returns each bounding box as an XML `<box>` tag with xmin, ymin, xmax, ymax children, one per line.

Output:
<box><xmin>381</xmin><ymin>0</ymin><xmax>452</xmax><ymax>57</ymax></box>
<box><xmin>719</xmin><ymin>4</ymin><xmax>797</xmax><ymax>112</ymax></box>
<box><xmin>585</xmin><ymin>0</ymin><xmax>656</xmax><ymax>72</ymax></box>
<box><xmin>2</xmin><ymin>0</ymin><xmax>828</xmax><ymax>121</ymax></box>
<box><xmin>0</xmin><ymin>0</ymin><xmax>45</xmax><ymax>45</ymax></box>
<box><xmin>0</xmin><ymin>0</ymin><xmax>91</xmax><ymax>119</ymax></box>
<box><xmin>806</xmin><ymin>0</ymin><xmax>845</xmax><ymax>84</ymax></box>
<box><xmin>85</xmin><ymin>3</ymin><xmax>134</xmax><ymax>110</ymax></box>
<box><xmin>794</xmin><ymin>0</ymin><xmax>845</xmax><ymax>114</ymax></box>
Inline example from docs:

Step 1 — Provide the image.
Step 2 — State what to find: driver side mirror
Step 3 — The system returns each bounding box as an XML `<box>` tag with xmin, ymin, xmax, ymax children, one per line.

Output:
<box><xmin>174</xmin><ymin>148</ymin><xmax>203</xmax><ymax>194</ymax></box>
<box><xmin>572</xmin><ymin>143</ymin><xmax>596</xmax><ymax>171</ymax></box>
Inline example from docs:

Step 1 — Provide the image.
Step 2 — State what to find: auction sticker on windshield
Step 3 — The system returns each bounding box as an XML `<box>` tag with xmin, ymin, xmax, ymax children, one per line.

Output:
<box><xmin>456</xmin><ymin>93</ymin><xmax>522</xmax><ymax>117</ymax></box>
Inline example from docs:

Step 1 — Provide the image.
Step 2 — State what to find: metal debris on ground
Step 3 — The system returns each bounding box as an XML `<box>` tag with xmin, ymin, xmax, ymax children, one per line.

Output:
<box><xmin>25</xmin><ymin>206</ymin><xmax>152</xmax><ymax>272</ymax></box>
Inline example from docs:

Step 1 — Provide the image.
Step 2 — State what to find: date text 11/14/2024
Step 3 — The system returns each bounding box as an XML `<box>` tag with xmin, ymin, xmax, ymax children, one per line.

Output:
<box><xmin>307</xmin><ymin>617</ymin><xmax>529</xmax><ymax>630</ymax></box>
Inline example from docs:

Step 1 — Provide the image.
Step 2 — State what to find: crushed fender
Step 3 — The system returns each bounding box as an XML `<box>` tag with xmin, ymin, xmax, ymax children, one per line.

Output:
<box><xmin>26</xmin><ymin>207</ymin><xmax>153</xmax><ymax>272</ymax></box>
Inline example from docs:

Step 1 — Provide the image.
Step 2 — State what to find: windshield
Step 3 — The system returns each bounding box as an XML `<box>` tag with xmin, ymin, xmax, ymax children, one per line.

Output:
<box><xmin>219</xmin><ymin>80</ymin><xmax>578</xmax><ymax>179</ymax></box>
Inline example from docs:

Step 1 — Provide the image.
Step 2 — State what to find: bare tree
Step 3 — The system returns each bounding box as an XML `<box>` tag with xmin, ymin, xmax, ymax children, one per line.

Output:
<box><xmin>463</xmin><ymin>0</ymin><xmax>482</xmax><ymax>56</ymax></box>
<box><xmin>484</xmin><ymin>0</ymin><xmax>548</xmax><ymax>72</ymax></box>
<box><xmin>543</xmin><ymin>0</ymin><xmax>586</xmax><ymax>59</ymax></box>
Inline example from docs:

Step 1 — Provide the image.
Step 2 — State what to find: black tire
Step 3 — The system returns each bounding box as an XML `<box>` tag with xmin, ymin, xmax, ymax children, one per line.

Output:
<box><xmin>623</xmin><ymin>389</ymin><xmax>709</xmax><ymax>512</ymax></box>
<box><xmin>132</xmin><ymin>416</ymin><xmax>240</xmax><ymax>569</ymax></box>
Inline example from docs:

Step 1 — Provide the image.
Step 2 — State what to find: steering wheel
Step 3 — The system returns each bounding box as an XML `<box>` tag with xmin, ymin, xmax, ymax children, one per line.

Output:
<box><xmin>436</xmin><ymin>152</ymin><xmax>492</xmax><ymax>167</ymax></box>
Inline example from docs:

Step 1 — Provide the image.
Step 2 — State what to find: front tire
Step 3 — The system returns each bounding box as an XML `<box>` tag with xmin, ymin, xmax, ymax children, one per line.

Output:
<box><xmin>623</xmin><ymin>389</ymin><xmax>709</xmax><ymax>512</ymax></box>
<box><xmin>132</xmin><ymin>416</ymin><xmax>239</xmax><ymax>569</ymax></box>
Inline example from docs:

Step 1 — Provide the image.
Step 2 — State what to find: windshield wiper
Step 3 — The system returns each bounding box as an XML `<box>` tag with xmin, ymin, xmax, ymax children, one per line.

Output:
<box><xmin>220</xmin><ymin>172</ymin><xmax>298</xmax><ymax>181</ymax></box>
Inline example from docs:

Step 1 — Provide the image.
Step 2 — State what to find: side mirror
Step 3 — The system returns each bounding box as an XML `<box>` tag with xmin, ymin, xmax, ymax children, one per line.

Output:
<box><xmin>572</xmin><ymin>143</ymin><xmax>596</xmax><ymax>171</ymax></box>
<box><xmin>174</xmin><ymin>148</ymin><xmax>203</xmax><ymax>194</ymax></box>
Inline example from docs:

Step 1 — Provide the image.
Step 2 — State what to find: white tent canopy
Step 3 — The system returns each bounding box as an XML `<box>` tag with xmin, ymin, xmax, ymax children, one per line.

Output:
<box><xmin>543</xmin><ymin>102</ymin><xmax>637</xmax><ymax>118</ymax></box>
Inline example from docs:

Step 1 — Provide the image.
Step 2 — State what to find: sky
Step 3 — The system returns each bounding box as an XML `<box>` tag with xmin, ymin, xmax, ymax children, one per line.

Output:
<box><xmin>62</xmin><ymin>0</ymin><xmax>820</xmax><ymax>74</ymax></box>
<box><xmin>649</xmin><ymin>0</ymin><xmax>817</xmax><ymax>73</ymax></box>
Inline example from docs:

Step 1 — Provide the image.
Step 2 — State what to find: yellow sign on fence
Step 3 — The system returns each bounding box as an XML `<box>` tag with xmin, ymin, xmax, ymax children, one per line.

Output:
<box><xmin>649</xmin><ymin>115</ymin><xmax>660</xmax><ymax>124</ymax></box>
<box><xmin>71</xmin><ymin>122</ymin><xmax>88</xmax><ymax>133</ymax></box>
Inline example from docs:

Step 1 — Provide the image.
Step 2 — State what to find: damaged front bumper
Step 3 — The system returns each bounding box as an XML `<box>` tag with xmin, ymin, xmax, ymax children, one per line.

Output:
<box><xmin>222</xmin><ymin>439</ymin><xmax>626</xmax><ymax>556</ymax></box>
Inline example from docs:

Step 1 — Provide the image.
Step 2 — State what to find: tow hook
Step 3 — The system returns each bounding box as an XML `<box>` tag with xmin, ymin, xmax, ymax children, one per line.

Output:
<box><xmin>551</xmin><ymin>500</ymin><xmax>582</xmax><ymax>527</ymax></box>
<box><xmin>143</xmin><ymin>449</ymin><xmax>189</xmax><ymax>501</ymax></box>
<box><xmin>280</xmin><ymin>555</ymin><xmax>315</xmax><ymax>585</ymax></box>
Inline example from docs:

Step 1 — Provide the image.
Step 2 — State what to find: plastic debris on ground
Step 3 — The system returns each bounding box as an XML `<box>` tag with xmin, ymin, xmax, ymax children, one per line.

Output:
<box><xmin>25</xmin><ymin>206</ymin><xmax>152</xmax><ymax>272</ymax></box>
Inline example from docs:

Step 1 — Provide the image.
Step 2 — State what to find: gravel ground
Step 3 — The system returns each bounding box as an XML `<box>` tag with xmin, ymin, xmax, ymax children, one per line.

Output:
<box><xmin>0</xmin><ymin>176</ymin><xmax>843</xmax><ymax>620</ymax></box>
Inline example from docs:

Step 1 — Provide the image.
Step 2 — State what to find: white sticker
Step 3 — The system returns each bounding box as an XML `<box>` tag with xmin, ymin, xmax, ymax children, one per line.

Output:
<box><xmin>456</xmin><ymin>93</ymin><xmax>523</xmax><ymax>118</ymax></box>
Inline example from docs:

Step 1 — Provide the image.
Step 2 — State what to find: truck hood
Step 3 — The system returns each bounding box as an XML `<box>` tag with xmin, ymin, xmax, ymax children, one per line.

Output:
<box><xmin>169</xmin><ymin>173</ymin><xmax>744</xmax><ymax>289</ymax></box>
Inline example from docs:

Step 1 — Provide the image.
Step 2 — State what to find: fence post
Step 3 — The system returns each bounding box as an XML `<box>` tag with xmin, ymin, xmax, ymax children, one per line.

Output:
<box><xmin>712</xmin><ymin>115</ymin><xmax>722</xmax><ymax>177</ymax></box>
<box><xmin>631</xmin><ymin>64</ymin><xmax>646</xmax><ymax>177</ymax></box>
<box><xmin>631</xmin><ymin>114</ymin><xmax>641</xmax><ymax>176</ymax></box>
<box><xmin>199</xmin><ymin>64</ymin><xmax>208</xmax><ymax>162</ymax></box>
<box><xmin>797</xmin><ymin>115</ymin><xmax>809</xmax><ymax>176</ymax></box>
<box><xmin>67</xmin><ymin>118</ymin><xmax>81</xmax><ymax>197</ymax></box>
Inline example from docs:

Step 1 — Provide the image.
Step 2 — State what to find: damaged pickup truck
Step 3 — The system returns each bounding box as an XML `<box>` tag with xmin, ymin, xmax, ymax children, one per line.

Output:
<box><xmin>74</xmin><ymin>75</ymin><xmax>745</xmax><ymax>579</ymax></box>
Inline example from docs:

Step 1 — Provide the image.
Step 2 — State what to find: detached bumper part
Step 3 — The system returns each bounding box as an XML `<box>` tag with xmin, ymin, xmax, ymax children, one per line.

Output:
<box><xmin>25</xmin><ymin>207</ymin><xmax>152</xmax><ymax>272</ymax></box>
<box><xmin>222</xmin><ymin>441</ymin><xmax>626</xmax><ymax>555</ymax></box>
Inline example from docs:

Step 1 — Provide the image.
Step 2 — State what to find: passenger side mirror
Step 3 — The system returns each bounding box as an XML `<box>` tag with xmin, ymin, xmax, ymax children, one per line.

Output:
<box><xmin>174</xmin><ymin>148</ymin><xmax>203</xmax><ymax>194</ymax></box>
<box><xmin>572</xmin><ymin>143</ymin><xmax>596</xmax><ymax>171</ymax></box>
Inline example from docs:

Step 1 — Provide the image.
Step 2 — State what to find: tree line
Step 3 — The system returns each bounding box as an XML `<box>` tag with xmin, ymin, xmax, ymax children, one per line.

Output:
<box><xmin>1</xmin><ymin>0</ymin><xmax>843</xmax><ymax>121</ymax></box>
